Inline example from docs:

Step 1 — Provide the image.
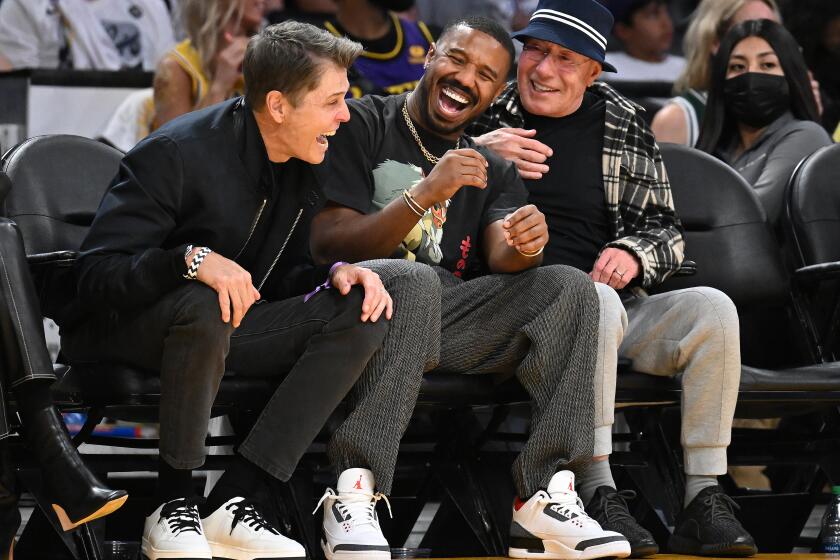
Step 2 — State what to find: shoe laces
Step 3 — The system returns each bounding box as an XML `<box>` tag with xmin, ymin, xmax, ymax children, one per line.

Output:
<box><xmin>159</xmin><ymin>498</ymin><xmax>203</xmax><ymax>536</ymax></box>
<box><xmin>227</xmin><ymin>499</ymin><xmax>280</xmax><ymax>535</ymax></box>
<box><xmin>601</xmin><ymin>489</ymin><xmax>638</xmax><ymax>523</ymax></box>
<box><xmin>702</xmin><ymin>491</ymin><xmax>740</xmax><ymax>522</ymax></box>
<box><xmin>538</xmin><ymin>491</ymin><xmax>595</xmax><ymax>525</ymax></box>
<box><xmin>313</xmin><ymin>488</ymin><xmax>393</xmax><ymax>528</ymax></box>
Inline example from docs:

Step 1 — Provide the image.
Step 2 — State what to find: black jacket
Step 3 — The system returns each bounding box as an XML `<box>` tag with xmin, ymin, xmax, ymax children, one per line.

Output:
<box><xmin>74</xmin><ymin>98</ymin><xmax>328</xmax><ymax>321</ymax></box>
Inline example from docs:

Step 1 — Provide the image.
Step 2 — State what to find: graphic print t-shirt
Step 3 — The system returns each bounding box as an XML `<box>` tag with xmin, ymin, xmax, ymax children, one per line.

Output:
<box><xmin>89</xmin><ymin>0</ymin><xmax>174</xmax><ymax>70</ymax></box>
<box><xmin>319</xmin><ymin>93</ymin><xmax>528</xmax><ymax>279</ymax></box>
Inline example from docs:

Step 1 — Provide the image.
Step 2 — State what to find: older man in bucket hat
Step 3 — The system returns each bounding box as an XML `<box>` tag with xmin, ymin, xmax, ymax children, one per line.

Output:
<box><xmin>469</xmin><ymin>0</ymin><xmax>755</xmax><ymax>557</ymax></box>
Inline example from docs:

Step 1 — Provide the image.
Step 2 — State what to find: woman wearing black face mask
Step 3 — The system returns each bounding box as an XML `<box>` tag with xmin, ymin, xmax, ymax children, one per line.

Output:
<box><xmin>697</xmin><ymin>18</ymin><xmax>831</xmax><ymax>228</ymax></box>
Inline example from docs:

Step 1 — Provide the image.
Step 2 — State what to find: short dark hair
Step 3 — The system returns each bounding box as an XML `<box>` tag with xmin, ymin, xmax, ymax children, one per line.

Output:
<box><xmin>244</xmin><ymin>21</ymin><xmax>362</xmax><ymax>109</ymax></box>
<box><xmin>617</xmin><ymin>0</ymin><xmax>665</xmax><ymax>26</ymax></box>
<box><xmin>439</xmin><ymin>16</ymin><xmax>515</xmax><ymax>73</ymax></box>
<box><xmin>696</xmin><ymin>19</ymin><xmax>819</xmax><ymax>153</ymax></box>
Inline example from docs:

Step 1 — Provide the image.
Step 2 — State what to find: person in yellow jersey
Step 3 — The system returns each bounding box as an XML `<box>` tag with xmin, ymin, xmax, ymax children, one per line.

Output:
<box><xmin>324</xmin><ymin>0</ymin><xmax>437</xmax><ymax>98</ymax></box>
<box><xmin>153</xmin><ymin>0</ymin><xmax>264</xmax><ymax>128</ymax></box>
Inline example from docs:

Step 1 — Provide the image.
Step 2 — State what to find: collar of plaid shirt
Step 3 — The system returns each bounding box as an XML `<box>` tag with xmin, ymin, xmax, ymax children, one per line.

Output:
<box><xmin>468</xmin><ymin>81</ymin><xmax>685</xmax><ymax>289</ymax></box>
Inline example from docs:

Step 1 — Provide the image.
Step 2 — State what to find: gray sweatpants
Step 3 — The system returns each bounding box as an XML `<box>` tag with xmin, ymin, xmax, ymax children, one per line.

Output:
<box><xmin>330</xmin><ymin>261</ymin><xmax>599</xmax><ymax>496</ymax></box>
<box><xmin>593</xmin><ymin>283</ymin><xmax>741</xmax><ymax>475</ymax></box>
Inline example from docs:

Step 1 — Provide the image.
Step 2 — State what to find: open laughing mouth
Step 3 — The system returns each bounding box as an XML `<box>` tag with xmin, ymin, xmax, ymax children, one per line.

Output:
<box><xmin>316</xmin><ymin>129</ymin><xmax>336</xmax><ymax>147</ymax></box>
<box><xmin>436</xmin><ymin>85</ymin><xmax>473</xmax><ymax>119</ymax></box>
<box><xmin>530</xmin><ymin>79</ymin><xmax>559</xmax><ymax>94</ymax></box>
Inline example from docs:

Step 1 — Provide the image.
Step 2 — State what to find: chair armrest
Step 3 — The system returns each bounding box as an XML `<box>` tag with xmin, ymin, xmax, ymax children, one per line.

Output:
<box><xmin>27</xmin><ymin>251</ymin><xmax>79</xmax><ymax>268</ymax></box>
<box><xmin>674</xmin><ymin>260</ymin><xmax>697</xmax><ymax>277</ymax></box>
<box><xmin>792</xmin><ymin>261</ymin><xmax>840</xmax><ymax>289</ymax></box>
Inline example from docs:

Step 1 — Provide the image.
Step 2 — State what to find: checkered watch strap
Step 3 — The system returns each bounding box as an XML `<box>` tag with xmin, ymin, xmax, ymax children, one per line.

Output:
<box><xmin>183</xmin><ymin>247</ymin><xmax>212</xmax><ymax>280</ymax></box>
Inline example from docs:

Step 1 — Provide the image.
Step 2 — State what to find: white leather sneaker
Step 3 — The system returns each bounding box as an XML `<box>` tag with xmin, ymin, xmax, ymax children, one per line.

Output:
<box><xmin>202</xmin><ymin>497</ymin><xmax>306</xmax><ymax>559</ymax></box>
<box><xmin>141</xmin><ymin>498</ymin><xmax>212</xmax><ymax>560</ymax></box>
<box><xmin>314</xmin><ymin>468</ymin><xmax>391</xmax><ymax>560</ymax></box>
<box><xmin>509</xmin><ymin>471</ymin><xmax>631</xmax><ymax>559</ymax></box>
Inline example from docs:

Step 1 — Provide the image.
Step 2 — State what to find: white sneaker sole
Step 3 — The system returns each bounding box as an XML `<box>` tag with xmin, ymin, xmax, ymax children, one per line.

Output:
<box><xmin>207</xmin><ymin>541</ymin><xmax>306</xmax><ymax>560</ymax></box>
<box><xmin>321</xmin><ymin>539</ymin><xmax>390</xmax><ymax>560</ymax></box>
<box><xmin>509</xmin><ymin>538</ymin><xmax>631</xmax><ymax>560</ymax></box>
<box><xmin>141</xmin><ymin>537</ymin><xmax>213</xmax><ymax>560</ymax></box>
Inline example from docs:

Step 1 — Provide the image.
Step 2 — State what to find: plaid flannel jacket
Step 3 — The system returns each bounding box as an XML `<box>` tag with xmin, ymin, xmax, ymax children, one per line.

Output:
<box><xmin>468</xmin><ymin>81</ymin><xmax>685</xmax><ymax>289</ymax></box>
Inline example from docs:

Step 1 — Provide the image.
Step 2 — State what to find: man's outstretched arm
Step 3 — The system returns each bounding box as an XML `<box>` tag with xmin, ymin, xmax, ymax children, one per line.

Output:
<box><xmin>311</xmin><ymin>148</ymin><xmax>489</xmax><ymax>264</ymax></box>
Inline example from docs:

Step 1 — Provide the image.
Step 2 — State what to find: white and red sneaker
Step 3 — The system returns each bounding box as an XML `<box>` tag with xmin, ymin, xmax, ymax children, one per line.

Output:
<box><xmin>509</xmin><ymin>471</ymin><xmax>631</xmax><ymax>559</ymax></box>
<box><xmin>314</xmin><ymin>468</ymin><xmax>391</xmax><ymax>560</ymax></box>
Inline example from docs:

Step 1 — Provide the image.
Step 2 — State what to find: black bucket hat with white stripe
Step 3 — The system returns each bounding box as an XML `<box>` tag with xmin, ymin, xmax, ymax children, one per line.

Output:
<box><xmin>512</xmin><ymin>0</ymin><xmax>617</xmax><ymax>72</ymax></box>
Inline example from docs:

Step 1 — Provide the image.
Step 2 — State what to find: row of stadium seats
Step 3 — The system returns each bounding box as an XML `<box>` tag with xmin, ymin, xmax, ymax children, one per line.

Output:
<box><xmin>0</xmin><ymin>135</ymin><xmax>839</xmax><ymax>557</ymax></box>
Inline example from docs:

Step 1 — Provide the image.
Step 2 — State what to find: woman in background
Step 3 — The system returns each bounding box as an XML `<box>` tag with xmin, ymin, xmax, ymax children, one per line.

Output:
<box><xmin>153</xmin><ymin>0</ymin><xmax>265</xmax><ymax>128</ymax></box>
<box><xmin>651</xmin><ymin>0</ymin><xmax>780</xmax><ymax>145</ymax></box>
<box><xmin>696</xmin><ymin>18</ymin><xmax>831</xmax><ymax>227</ymax></box>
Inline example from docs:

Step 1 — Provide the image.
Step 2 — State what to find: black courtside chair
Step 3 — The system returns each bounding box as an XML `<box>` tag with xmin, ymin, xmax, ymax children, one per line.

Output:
<box><xmin>649</xmin><ymin>143</ymin><xmax>840</xmax><ymax>550</ymax></box>
<box><xmin>786</xmin><ymin>143</ymin><xmax>840</xmax><ymax>364</ymax></box>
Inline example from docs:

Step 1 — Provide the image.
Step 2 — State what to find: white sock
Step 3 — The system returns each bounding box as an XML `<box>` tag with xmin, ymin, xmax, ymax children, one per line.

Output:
<box><xmin>684</xmin><ymin>474</ymin><xmax>718</xmax><ymax>507</ymax></box>
<box><xmin>579</xmin><ymin>459</ymin><xmax>616</xmax><ymax>506</ymax></box>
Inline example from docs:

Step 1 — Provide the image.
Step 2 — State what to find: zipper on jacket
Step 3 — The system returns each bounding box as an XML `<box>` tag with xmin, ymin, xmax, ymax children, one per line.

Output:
<box><xmin>257</xmin><ymin>208</ymin><xmax>304</xmax><ymax>291</ymax></box>
<box><xmin>234</xmin><ymin>198</ymin><xmax>267</xmax><ymax>260</ymax></box>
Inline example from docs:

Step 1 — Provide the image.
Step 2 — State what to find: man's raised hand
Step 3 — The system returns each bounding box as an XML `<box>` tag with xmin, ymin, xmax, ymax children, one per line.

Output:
<box><xmin>503</xmin><ymin>205</ymin><xmax>548</xmax><ymax>255</ymax></box>
<box><xmin>474</xmin><ymin>128</ymin><xmax>553</xmax><ymax>180</ymax></box>
<box><xmin>411</xmin><ymin>148</ymin><xmax>489</xmax><ymax>208</ymax></box>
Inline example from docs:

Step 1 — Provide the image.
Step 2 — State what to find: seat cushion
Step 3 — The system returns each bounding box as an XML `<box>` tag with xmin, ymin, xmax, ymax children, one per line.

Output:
<box><xmin>740</xmin><ymin>362</ymin><xmax>840</xmax><ymax>393</ymax></box>
<box><xmin>53</xmin><ymin>363</ymin><xmax>276</xmax><ymax>410</ymax></box>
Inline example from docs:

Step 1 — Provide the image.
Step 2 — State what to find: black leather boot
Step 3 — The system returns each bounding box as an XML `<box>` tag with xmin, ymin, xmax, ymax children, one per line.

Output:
<box><xmin>19</xmin><ymin>402</ymin><xmax>127</xmax><ymax>532</ymax></box>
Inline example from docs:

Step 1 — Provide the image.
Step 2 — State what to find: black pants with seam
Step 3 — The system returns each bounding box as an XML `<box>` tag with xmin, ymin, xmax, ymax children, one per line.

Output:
<box><xmin>62</xmin><ymin>281</ymin><xmax>389</xmax><ymax>481</ymax></box>
<box><xmin>63</xmin><ymin>259</ymin><xmax>440</xmax><ymax>493</ymax></box>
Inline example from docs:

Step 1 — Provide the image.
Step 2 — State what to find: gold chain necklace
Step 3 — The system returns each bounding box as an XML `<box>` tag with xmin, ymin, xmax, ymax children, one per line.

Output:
<box><xmin>402</xmin><ymin>96</ymin><xmax>460</xmax><ymax>165</ymax></box>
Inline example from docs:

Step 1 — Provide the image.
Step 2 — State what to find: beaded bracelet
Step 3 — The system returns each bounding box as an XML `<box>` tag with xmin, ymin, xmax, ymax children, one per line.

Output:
<box><xmin>183</xmin><ymin>247</ymin><xmax>212</xmax><ymax>280</ymax></box>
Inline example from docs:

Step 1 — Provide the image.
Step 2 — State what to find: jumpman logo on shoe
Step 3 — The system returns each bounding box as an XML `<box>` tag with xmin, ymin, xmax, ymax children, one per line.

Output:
<box><xmin>315</xmin><ymin>469</ymin><xmax>392</xmax><ymax>560</ymax></box>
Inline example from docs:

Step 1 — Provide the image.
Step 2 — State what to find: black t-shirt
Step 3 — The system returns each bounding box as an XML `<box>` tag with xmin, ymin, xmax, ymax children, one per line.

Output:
<box><xmin>318</xmin><ymin>93</ymin><xmax>527</xmax><ymax>279</ymax></box>
<box><xmin>524</xmin><ymin>92</ymin><xmax>610</xmax><ymax>272</ymax></box>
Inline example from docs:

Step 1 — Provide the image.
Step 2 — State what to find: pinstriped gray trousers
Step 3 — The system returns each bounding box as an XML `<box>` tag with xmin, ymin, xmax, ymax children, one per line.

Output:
<box><xmin>329</xmin><ymin>261</ymin><xmax>598</xmax><ymax>497</ymax></box>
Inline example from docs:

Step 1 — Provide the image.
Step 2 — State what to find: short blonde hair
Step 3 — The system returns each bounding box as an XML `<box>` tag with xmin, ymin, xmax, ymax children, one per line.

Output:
<box><xmin>675</xmin><ymin>0</ymin><xmax>780</xmax><ymax>93</ymax></box>
<box><xmin>181</xmin><ymin>0</ymin><xmax>245</xmax><ymax>80</ymax></box>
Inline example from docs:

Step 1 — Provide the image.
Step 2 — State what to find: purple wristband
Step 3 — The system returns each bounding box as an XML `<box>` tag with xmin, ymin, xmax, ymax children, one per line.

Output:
<box><xmin>304</xmin><ymin>261</ymin><xmax>349</xmax><ymax>302</ymax></box>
